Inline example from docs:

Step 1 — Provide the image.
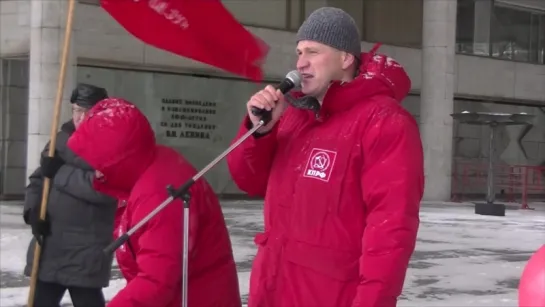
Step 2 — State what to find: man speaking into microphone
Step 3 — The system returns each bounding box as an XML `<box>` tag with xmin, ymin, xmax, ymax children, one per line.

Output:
<box><xmin>227</xmin><ymin>7</ymin><xmax>425</xmax><ymax>307</ymax></box>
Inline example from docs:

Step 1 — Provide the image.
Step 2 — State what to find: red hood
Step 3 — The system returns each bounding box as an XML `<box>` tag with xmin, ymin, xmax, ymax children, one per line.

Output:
<box><xmin>295</xmin><ymin>44</ymin><xmax>411</xmax><ymax>117</ymax></box>
<box><xmin>67</xmin><ymin>98</ymin><xmax>156</xmax><ymax>199</ymax></box>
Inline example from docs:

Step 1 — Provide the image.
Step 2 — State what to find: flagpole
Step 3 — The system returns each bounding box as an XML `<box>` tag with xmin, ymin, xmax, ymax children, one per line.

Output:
<box><xmin>27</xmin><ymin>0</ymin><xmax>76</xmax><ymax>305</ymax></box>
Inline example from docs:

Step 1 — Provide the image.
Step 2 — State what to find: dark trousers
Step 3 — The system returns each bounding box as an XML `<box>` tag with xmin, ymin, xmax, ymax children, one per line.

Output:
<box><xmin>33</xmin><ymin>280</ymin><xmax>105</xmax><ymax>307</ymax></box>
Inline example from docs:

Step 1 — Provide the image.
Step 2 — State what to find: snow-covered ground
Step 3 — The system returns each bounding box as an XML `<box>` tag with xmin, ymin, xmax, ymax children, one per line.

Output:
<box><xmin>1</xmin><ymin>200</ymin><xmax>544</xmax><ymax>307</ymax></box>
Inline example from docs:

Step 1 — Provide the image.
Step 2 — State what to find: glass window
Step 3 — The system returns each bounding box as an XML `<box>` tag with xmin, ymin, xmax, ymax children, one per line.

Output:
<box><xmin>456</xmin><ymin>0</ymin><xmax>495</xmax><ymax>56</ymax></box>
<box><xmin>79</xmin><ymin>0</ymin><xmax>100</xmax><ymax>4</ymax></box>
<box><xmin>296</xmin><ymin>0</ymin><xmax>364</xmax><ymax>35</ymax></box>
<box><xmin>456</xmin><ymin>0</ymin><xmax>477</xmax><ymax>55</ymax></box>
<box><xmin>295</xmin><ymin>0</ymin><xmax>422</xmax><ymax>47</ymax></box>
<box><xmin>456</xmin><ymin>0</ymin><xmax>545</xmax><ymax>64</ymax></box>
<box><xmin>528</xmin><ymin>13</ymin><xmax>540</xmax><ymax>63</ymax></box>
<box><xmin>490</xmin><ymin>5</ymin><xmax>533</xmax><ymax>62</ymax></box>
<box><xmin>82</xmin><ymin>0</ymin><xmax>295</xmax><ymax>30</ymax></box>
<box><xmin>536</xmin><ymin>14</ymin><xmax>545</xmax><ymax>64</ymax></box>
<box><xmin>296</xmin><ymin>0</ymin><xmax>421</xmax><ymax>47</ymax></box>
<box><xmin>222</xmin><ymin>0</ymin><xmax>290</xmax><ymax>29</ymax></box>
<box><xmin>362</xmin><ymin>0</ymin><xmax>423</xmax><ymax>48</ymax></box>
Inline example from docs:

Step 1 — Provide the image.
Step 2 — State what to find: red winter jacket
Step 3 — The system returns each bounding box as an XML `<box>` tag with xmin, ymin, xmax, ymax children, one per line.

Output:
<box><xmin>113</xmin><ymin>200</ymin><xmax>127</xmax><ymax>232</ymax></box>
<box><xmin>227</xmin><ymin>50</ymin><xmax>424</xmax><ymax>307</ymax></box>
<box><xmin>68</xmin><ymin>98</ymin><xmax>241</xmax><ymax>307</ymax></box>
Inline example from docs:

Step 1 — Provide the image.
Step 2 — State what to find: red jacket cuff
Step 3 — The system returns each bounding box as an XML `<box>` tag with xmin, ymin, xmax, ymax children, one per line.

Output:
<box><xmin>243</xmin><ymin>115</ymin><xmax>279</xmax><ymax>139</ymax></box>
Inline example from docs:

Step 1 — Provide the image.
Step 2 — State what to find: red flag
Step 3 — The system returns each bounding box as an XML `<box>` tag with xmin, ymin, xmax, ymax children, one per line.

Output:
<box><xmin>101</xmin><ymin>0</ymin><xmax>270</xmax><ymax>81</ymax></box>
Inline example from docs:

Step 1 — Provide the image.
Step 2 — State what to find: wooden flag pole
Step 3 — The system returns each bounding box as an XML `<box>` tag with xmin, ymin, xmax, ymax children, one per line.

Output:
<box><xmin>27</xmin><ymin>0</ymin><xmax>76</xmax><ymax>305</ymax></box>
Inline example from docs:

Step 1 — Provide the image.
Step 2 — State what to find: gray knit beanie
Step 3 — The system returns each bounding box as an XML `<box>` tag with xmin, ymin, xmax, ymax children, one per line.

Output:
<box><xmin>296</xmin><ymin>7</ymin><xmax>361</xmax><ymax>59</ymax></box>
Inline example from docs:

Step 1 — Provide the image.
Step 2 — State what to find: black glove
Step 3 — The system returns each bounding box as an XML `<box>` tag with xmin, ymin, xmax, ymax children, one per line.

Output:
<box><xmin>40</xmin><ymin>152</ymin><xmax>65</xmax><ymax>179</ymax></box>
<box><xmin>29</xmin><ymin>207</ymin><xmax>51</xmax><ymax>246</ymax></box>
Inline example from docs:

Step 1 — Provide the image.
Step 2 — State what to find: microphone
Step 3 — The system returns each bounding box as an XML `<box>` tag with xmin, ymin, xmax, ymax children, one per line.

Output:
<box><xmin>251</xmin><ymin>70</ymin><xmax>302</xmax><ymax>124</ymax></box>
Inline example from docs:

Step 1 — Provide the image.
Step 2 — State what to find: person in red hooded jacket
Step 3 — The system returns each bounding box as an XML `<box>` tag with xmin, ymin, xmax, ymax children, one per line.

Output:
<box><xmin>67</xmin><ymin>98</ymin><xmax>241</xmax><ymax>307</ymax></box>
<box><xmin>227</xmin><ymin>7</ymin><xmax>424</xmax><ymax>307</ymax></box>
<box><xmin>518</xmin><ymin>244</ymin><xmax>545</xmax><ymax>307</ymax></box>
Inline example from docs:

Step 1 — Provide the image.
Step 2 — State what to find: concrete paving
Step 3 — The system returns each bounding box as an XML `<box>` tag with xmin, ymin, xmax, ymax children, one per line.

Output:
<box><xmin>1</xmin><ymin>200</ymin><xmax>544</xmax><ymax>306</ymax></box>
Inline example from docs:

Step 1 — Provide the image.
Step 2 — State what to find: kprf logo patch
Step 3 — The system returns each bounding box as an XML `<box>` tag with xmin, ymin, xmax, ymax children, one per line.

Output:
<box><xmin>303</xmin><ymin>148</ymin><xmax>337</xmax><ymax>182</ymax></box>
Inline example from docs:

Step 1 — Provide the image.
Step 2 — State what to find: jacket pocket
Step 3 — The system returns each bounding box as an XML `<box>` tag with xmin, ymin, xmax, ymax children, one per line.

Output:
<box><xmin>284</xmin><ymin>239</ymin><xmax>360</xmax><ymax>282</ymax></box>
<box><xmin>251</xmin><ymin>233</ymin><xmax>282</xmax><ymax>292</ymax></box>
<box><xmin>248</xmin><ymin>246</ymin><xmax>282</xmax><ymax>307</ymax></box>
<box><xmin>60</xmin><ymin>231</ymin><xmax>107</xmax><ymax>276</ymax></box>
<box><xmin>248</xmin><ymin>231</ymin><xmax>288</xmax><ymax>307</ymax></box>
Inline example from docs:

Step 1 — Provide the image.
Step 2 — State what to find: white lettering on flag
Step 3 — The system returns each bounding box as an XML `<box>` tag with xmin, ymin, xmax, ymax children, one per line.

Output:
<box><xmin>133</xmin><ymin>0</ymin><xmax>189</xmax><ymax>29</ymax></box>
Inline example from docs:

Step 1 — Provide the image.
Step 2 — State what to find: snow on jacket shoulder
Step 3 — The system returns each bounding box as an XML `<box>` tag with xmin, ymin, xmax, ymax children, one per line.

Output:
<box><xmin>68</xmin><ymin>98</ymin><xmax>241</xmax><ymax>307</ymax></box>
<box><xmin>227</xmin><ymin>50</ymin><xmax>424</xmax><ymax>307</ymax></box>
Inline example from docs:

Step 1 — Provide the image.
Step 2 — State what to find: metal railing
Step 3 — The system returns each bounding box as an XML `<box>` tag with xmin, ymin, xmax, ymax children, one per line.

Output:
<box><xmin>452</xmin><ymin>161</ymin><xmax>545</xmax><ymax>209</ymax></box>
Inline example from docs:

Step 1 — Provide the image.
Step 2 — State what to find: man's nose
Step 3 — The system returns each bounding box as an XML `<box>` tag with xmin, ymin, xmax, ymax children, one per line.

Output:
<box><xmin>296</xmin><ymin>57</ymin><xmax>310</xmax><ymax>71</ymax></box>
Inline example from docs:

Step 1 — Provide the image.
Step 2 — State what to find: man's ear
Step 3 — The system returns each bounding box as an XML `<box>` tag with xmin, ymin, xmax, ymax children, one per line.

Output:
<box><xmin>341</xmin><ymin>52</ymin><xmax>355</xmax><ymax>70</ymax></box>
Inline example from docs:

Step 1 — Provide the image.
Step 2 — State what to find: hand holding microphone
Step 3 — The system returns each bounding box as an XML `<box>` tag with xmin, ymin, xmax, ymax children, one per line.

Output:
<box><xmin>247</xmin><ymin>86</ymin><xmax>285</xmax><ymax>133</ymax></box>
<box><xmin>247</xmin><ymin>70</ymin><xmax>301</xmax><ymax>134</ymax></box>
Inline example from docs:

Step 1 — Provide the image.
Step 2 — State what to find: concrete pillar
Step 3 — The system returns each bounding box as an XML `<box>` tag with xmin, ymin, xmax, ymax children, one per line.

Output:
<box><xmin>27</xmin><ymin>0</ymin><xmax>75</xmax><ymax>180</ymax></box>
<box><xmin>420</xmin><ymin>0</ymin><xmax>457</xmax><ymax>201</ymax></box>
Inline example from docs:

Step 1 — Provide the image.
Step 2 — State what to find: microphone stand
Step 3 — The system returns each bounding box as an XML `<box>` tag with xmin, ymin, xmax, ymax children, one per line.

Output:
<box><xmin>103</xmin><ymin>111</ymin><xmax>272</xmax><ymax>307</ymax></box>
